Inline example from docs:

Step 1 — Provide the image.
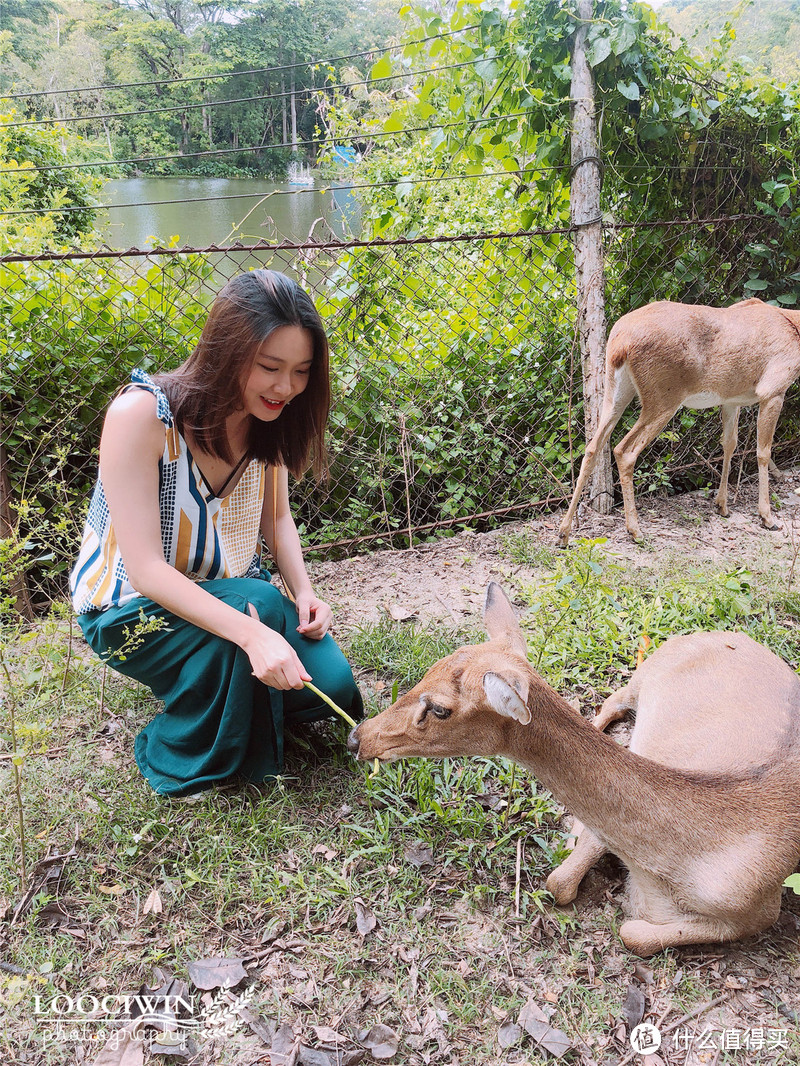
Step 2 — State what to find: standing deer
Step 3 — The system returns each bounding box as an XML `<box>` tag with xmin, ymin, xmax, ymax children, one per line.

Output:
<box><xmin>558</xmin><ymin>298</ymin><xmax>800</xmax><ymax>545</ymax></box>
<box><xmin>348</xmin><ymin>583</ymin><xmax>800</xmax><ymax>956</ymax></box>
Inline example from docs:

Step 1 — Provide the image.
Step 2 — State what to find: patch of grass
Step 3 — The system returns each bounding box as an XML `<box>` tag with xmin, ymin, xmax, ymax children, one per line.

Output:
<box><xmin>499</xmin><ymin>529</ymin><xmax>559</xmax><ymax>569</ymax></box>
<box><xmin>2</xmin><ymin>535</ymin><xmax>800</xmax><ymax>1064</ymax></box>
<box><xmin>347</xmin><ymin>615</ymin><xmax>476</xmax><ymax>685</ymax></box>
<box><xmin>517</xmin><ymin>538</ymin><xmax>800</xmax><ymax>692</ymax></box>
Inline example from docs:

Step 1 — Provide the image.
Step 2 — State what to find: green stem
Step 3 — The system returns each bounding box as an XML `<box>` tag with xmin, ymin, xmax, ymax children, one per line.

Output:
<box><xmin>303</xmin><ymin>680</ymin><xmax>358</xmax><ymax>729</ymax></box>
<box><xmin>0</xmin><ymin>649</ymin><xmax>27</xmax><ymax>890</ymax></box>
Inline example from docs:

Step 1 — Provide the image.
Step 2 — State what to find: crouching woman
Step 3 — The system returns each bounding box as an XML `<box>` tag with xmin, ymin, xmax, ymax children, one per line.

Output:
<box><xmin>70</xmin><ymin>269</ymin><xmax>363</xmax><ymax>796</ymax></box>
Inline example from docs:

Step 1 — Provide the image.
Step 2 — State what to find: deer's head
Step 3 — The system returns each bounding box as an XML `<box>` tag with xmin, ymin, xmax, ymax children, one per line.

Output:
<box><xmin>347</xmin><ymin>583</ymin><xmax>534</xmax><ymax>763</ymax></box>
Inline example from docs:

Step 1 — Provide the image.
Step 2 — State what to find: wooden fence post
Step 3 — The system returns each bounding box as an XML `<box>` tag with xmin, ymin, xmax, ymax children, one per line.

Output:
<box><xmin>570</xmin><ymin>0</ymin><xmax>613</xmax><ymax>513</ymax></box>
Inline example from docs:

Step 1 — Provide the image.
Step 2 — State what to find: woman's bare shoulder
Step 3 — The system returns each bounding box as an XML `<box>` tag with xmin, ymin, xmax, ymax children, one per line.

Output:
<box><xmin>102</xmin><ymin>387</ymin><xmax>166</xmax><ymax>451</ymax></box>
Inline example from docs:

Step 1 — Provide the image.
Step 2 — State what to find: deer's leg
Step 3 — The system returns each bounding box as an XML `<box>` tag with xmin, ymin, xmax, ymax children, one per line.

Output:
<box><xmin>619</xmin><ymin>888</ymin><xmax>782</xmax><ymax>957</ymax></box>
<box><xmin>613</xmin><ymin>405</ymin><xmax>680</xmax><ymax>541</ymax></box>
<box><xmin>593</xmin><ymin>686</ymin><xmax>636</xmax><ymax>732</ymax></box>
<box><xmin>558</xmin><ymin>369</ymin><xmax>636</xmax><ymax>547</ymax></box>
<box><xmin>756</xmin><ymin>395</ymin><xmax>785</xmax><ymax>530</ymax></box>
<box><xmin>714</xmin><ymin>403</ymin><xmax>740</xmax><ymax>517</ymax></box>
<box><xmin>546</xmin><ymin>828</ymin><xmax>608</xmax><ymax>904</ymax></box>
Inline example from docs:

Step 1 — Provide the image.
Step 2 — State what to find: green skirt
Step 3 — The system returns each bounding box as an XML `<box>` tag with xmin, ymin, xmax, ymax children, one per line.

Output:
<box><xmin>78</xmin><ymin>574</ymin><xmax>363</xmax><ymax>796</ymax></box>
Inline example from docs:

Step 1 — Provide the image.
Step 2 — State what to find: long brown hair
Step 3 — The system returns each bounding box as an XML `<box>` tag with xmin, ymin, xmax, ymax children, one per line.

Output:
<box><xmin>157</xmin><ymin>270</ymin><xmax>330</xmax><ymax>478</ymax></box>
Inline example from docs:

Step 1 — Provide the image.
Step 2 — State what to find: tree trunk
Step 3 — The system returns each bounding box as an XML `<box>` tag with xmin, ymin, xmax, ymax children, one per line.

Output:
<box><xmin>290</xmin><ymin>56</ymin><xmax>298</xmax><ymax>152</ymax></box>
<box><xmin>570</xmin><ymin>0</ymin><xmax>613</xmax><ymax>513</ymax></box>
<box><xmin>281</xmin><ymin>67</ymin><xmax>288</xmax><ymax>145</ymax></box>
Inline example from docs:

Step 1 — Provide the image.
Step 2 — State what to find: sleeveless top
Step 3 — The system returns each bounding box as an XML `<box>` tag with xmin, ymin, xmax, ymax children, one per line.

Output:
<box><xmin>70</xmin><ymin>369</ymin><xmax>266</xmax><ymax>614</ymax></box>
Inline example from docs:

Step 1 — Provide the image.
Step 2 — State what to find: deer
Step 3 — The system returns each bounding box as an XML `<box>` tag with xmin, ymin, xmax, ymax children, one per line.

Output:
<box><xmin>557</xmin><ymin>298</ymin><xmax>800</xmax><ymax>546</ymax></box>
<box><xmin>348</xmin><ymin>583</ymin><xmax>800</xmax><ymax>956</ymax></box>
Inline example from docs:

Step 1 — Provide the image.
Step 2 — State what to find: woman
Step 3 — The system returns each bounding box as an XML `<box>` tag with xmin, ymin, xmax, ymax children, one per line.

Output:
<box><xmin>70</xmin><ymin>269</ymin><xmax>363</xmax><ymax>796</ymax></box>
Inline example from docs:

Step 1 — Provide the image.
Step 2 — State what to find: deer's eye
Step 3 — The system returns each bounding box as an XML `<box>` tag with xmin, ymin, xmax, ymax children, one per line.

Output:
<box><xmin>430</xmin><ymin>703</ymin><xmax>452</xmax><ymax>720</ymax></box>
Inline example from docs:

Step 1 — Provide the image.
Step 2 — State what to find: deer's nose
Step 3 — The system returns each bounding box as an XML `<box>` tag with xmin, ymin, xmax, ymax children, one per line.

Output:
<box><xmin>346</xmin><ymin>726</ymin><xmax>361</xmax><ymax>755</ymax></box>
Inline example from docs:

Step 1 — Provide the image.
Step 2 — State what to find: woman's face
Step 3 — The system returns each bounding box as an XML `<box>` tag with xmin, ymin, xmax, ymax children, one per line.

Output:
<box><xmin>241</xmin><ymin>325</ymin><xmax>313</xmax><ymax>421</ymax></box>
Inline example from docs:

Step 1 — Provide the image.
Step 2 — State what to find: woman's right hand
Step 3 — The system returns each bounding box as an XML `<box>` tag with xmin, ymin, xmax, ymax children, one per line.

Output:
<box><xmin>244</xmin><ymin>604</ymin><xmax>311</xmax><ymax>689</ymax></box>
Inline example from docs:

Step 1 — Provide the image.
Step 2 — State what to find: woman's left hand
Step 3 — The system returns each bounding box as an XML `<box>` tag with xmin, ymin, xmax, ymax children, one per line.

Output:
<box><xmin>295</xmin><ymin>591</ymin><xmax>333</xmax><ymax>639</ymax></box>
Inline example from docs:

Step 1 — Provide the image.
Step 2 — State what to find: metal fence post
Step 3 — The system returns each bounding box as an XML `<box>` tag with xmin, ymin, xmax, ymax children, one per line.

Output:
<box><xmin>570</xmin><ymin>0</ymin><xmax>613</xmax><ymax>514</ymax></box>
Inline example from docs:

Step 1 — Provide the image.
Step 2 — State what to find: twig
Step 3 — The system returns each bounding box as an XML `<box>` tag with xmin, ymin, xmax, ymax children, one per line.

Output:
<box><xmin>0</xmin><ymin>746</ymin><xmax>67</xmax><ymax>760</ymax></box>
<box><xmin>0</xmin><ymin>650</ymin><xmax>27</xmax><ymax>889</ymax></box>
<box><xmin>59</xmin><ymin>611</ymin><xmax>74</xmax><ymax>699</ymax></box>
<box><xmin>99</xmin><ymin>663</ymin><xmax>107</xmax><ymax>714</ymax></box>
<box><xmin>661</xmin><ymin>992</ymin><xmax>732</xmax><ymax>1034</ymax></box>
<box><xmin>514</xmin><ymin>838</ymin><xmax>522</xmax><ymax>918</ymax></box>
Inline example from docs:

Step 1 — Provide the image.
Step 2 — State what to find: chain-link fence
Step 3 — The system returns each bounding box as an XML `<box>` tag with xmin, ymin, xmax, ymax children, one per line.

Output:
<box><xmin>3</xmin><ymin>214</ymin><xmax>799</xmax><ymax>610</ymax></box>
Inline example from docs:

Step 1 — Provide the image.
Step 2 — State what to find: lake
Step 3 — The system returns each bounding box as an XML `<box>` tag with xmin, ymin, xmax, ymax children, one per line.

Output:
<box><xmin>100</xmin><ymin>176</ymin><xmax>360</xmax><ymax>251</ymax></box>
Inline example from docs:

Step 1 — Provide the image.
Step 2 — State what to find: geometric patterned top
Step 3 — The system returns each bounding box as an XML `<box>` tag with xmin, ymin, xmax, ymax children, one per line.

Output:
<box><xmin>70</xmin><ymin>369</ymin><xmax>266</xmax><ymax>614</ymax></box>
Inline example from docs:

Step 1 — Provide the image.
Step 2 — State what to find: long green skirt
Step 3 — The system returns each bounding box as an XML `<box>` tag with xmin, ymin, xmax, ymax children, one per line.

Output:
<box><xmin>78</xmin><ymin>574</ymin><xmax>363</xmax><ymax>796</ymax></box>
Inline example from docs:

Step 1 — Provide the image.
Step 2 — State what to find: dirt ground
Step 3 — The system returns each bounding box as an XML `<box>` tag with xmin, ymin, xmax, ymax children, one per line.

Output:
<box><xmin>310</xmin><ymin>466</ymin><xmax>800</xmax><ymax>633</ymax></box>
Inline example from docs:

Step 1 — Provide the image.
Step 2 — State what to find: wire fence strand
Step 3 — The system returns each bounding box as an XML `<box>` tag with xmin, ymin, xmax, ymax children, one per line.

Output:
<box><xmin>2</xmin><ymin>213</ymin><xmax>798</xmax><ymax>610</ymax></box>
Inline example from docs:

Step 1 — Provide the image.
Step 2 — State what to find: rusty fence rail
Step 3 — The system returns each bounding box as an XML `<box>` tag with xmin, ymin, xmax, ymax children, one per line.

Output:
<box><xmin>2</xmin><ymin>214</ymin><xmax>797</xmax><ymax>610</ymax></box>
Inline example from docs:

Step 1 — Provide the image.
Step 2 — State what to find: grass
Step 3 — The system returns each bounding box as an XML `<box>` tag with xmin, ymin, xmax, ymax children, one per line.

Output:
<box><xmin>2</xmin><ymin>534</ymin><xmax>800</xmax><ymax>1064</ymax></box>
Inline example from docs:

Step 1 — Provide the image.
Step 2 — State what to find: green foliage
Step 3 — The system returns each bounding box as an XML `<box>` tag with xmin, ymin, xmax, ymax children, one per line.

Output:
<box><xmin>0</xmin><ymin>104</ymin><xmax>105</xmax><ymax>251</ymax></box>
<box><xmin>518</xmin><ymin>539</ymin><xmax>800</xmax><ymax>693</ymax></box>
<box><xmin>322</xmin><ymin>0</ymin><xmax>800</xmax><ymax>307</ymax></box>
<box><xmin>660</xmin><ymin>0</ymin><xmax>800</xmax><ymax>83</ymax></box>
<box><xmin>304</xmin><ymin>230</ymin><xmax>576</xmax><ymax>545</ymax></box>
<box><xmin>1</xmin><ymin>251</ymin><xmax>213</xmax><ymax>596</ymax></box>
<box><xmin>0</xmin><ymin>0</ymin><xmax>406</xmax><ymax>178</ymax></box>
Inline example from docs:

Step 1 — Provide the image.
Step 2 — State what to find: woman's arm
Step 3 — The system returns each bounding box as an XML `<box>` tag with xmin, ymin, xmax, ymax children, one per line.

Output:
<box><xmin>100</xmin><ymin>391</ymin><xmax>311</xmax><ymax>689</ymax></box>
<box><xmin>261</xmin><ymin>465</ymin><xmax>332</xmax><ymax>639</ymax></box>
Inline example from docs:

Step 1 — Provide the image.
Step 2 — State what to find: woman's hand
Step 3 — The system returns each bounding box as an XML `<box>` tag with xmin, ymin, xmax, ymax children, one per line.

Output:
<box><xmin>295</xmin><ymin>591</ymin><xmax>332</xmax><ymax>640</ymax></box>
<box><xmin>245</xmin><ymin>605</ymin><xmax>311</xmax><ymax>688</ymax></box>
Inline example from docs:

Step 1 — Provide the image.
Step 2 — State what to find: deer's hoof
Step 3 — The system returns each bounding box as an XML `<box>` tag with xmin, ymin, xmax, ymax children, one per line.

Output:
<box><xmin>760</xmin><ymin>517</ymin><xmax>780</xmax><ymax>531</ymax></box>
<box><xmin>545</xmin><ymin>868</ymin><xmax>579</xmax><ymax>905</ymax></box>
<box><xmin>618</xmin><ymin>920</ymin><xmax>668</xmax><ymax>957</ymax></box>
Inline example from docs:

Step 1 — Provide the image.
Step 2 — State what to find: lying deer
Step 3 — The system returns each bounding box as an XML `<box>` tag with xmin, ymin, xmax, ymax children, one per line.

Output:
<box><xmin>348</xmin><ymin>583</ymin><xmax>800</xmax><ymax>956</ymax></box>
<box><xmin>558</xmin><ymin>298</ymin><xmax>800</xmax><ymax>545</ymax></box>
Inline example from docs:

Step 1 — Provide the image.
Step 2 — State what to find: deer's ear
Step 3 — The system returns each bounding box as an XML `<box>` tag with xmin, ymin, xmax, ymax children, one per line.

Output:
<box><xmin>483</xmin><ymin>583</ymin><xmax>527</xmax><ymax>656</ymax></box>
<box><xmin>483</xmin><ymin>671</ymin><xmax>531</xmax><ymax>724</ymax></box>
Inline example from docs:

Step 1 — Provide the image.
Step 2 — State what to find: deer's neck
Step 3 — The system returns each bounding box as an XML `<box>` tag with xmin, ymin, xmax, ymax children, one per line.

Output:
<box><xmin>503</xmin><ymin>687</ymin><xmax>726</xmax><ymax>870</ymax></box>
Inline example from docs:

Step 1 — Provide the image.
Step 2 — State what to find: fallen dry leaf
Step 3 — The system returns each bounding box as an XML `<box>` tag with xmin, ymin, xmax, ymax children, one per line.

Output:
<box><xmin>621</xmin><ymin>982</ymin><xmax>646</xmax><ymax>1029</ymax></box>
<box><xmin>313</xmin><ymin>1025</ymin><xmax>348</xmax><ymax>1044</ymax></box>
<box><xmin>360</xmin><ymin>1023</ymin><xmax>399</xmax><ymax>1060</ymax></box>
<box><xmin>90</xmin><ymin>1022</ymin><xmax>144</xmax><ymax>1066</ymax></box>
<box><xmin>187</xmin><ymin>956</ymin><xmax>248</xmax><ymax>990</ymax></box>
<box><xmin>518</xmin><ymin>997</ymin><xmax>573</xmax><ymax>1059</ymax></box>
<box><xmin>354</xmin><ymin>897</ymin><xmax>377</xmax><ymax>938</ymax></box>
<box><xmin>298</xmin><ymin>1047</ymin><xmax>332</xmax><ymax>1066</ymax></box>
<box><xmin>498</xmin><ymin>1019</ymin><xmax>522</xmax><ymax>1049</ymax></box>
<box><xmin>271</xmin><ymin>1022</ymin><xmax>300</xmax><ymax>1066</ymax></box>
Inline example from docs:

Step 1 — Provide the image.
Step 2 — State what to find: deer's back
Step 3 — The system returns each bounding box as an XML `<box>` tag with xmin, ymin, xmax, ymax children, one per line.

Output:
<box><xmin>608</xmin><ymin>300</ymin><xmax>800</xmax><ymax>402</ymax></box>
<box><xmin>627</xmin><ymin>631</ymin><xmax>800</xmax><ymax>778</ymax></box>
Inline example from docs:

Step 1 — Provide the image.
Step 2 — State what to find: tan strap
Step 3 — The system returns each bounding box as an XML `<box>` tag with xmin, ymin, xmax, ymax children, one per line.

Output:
<box><xmin>272</xmin><ymin>465</ymin><xmax>295</xmax><ymax>603</ymax></box>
